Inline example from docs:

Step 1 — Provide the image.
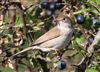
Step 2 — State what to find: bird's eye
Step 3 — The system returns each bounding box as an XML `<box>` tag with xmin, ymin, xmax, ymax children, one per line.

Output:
<box><xmin>63</xmin><ymin>18</ymin><xmax>66</xmax><ymax>20</ymax></box>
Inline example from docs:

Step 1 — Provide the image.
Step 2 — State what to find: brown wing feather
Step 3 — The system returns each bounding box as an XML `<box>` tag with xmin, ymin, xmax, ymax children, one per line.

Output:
<box><xmin>33</xmin><ymin>26</ymin><xmax>60</xmax><ymax>45</ymax></box>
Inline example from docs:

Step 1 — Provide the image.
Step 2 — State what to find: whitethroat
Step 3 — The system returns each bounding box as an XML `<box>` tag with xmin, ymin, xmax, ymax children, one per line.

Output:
<box><xmin>12</xmin><ymin>15</ymin><xmax>74</xmax><ymax>57</ymax></box>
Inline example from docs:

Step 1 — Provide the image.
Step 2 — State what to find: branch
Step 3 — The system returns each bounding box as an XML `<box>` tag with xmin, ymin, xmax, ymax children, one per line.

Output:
<box><xmin>87</xmin><ymin>28</ymin><xmax>100</xmax><ymax>54</ymax></box>
<box><xmin>16</xmin><ymin>3</ymin><xmax>33</xmax><ymax>45</ymax></box>
<box><xmin>75</xmin><ymin>27</ymin><xmax>100</xmax><ymax>71</ymax></box>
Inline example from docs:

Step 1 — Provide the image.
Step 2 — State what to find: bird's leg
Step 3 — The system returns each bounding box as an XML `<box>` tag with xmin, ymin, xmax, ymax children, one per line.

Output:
<box><xmin>12</xmin><ymin>46</ymin><xmax>58</xmax><ymax>58</ymax></box>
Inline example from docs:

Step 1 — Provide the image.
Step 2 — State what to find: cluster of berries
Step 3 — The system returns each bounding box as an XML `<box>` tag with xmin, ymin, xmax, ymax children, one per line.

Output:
<box><xmin>40</xmin><ymin>1</ymin><xmax>64</xmax><ymax>16</ymax></box>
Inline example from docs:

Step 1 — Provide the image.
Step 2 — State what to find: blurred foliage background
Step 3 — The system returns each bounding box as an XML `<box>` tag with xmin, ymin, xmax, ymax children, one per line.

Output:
<box><xmin>0</xmin><ymin>0</ymin><xmax>100</xmax><ymax>72</ymax></box>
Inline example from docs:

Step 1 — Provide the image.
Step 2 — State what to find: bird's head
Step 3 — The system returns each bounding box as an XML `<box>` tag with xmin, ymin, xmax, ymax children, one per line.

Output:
<box><xmin>53</xmin><ymin>15</ymin><xmax>72</xmax><ymax>28</ymax></box>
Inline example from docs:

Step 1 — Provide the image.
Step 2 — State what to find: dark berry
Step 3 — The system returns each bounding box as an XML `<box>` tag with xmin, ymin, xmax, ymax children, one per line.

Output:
<box><xmin>85</xmin><ymin>37</ymin><xmax>94</xmax><ymax>45</ymax></box>
<box><xmin>92</xmin><ymin>17</ymin><xmax>97</xmax><ymax>26</ymax></box>
<box><xmin>40</xmin><ymin>2</ymin><xmax>64</xmax><ymax>11</ymax></box>
<box><xmin>57</xmin><ymin>60</ymin><xmax>66</xmax><ymax>70</ymax></box>
<box><xmin>55</xmin><ymin>3</ymin><xmax>64</xmax><ymax>9</ymax></box>
<box><xmin>48</xmin><ymin>2</ymin><xmax>56</xmax><ymax>11</ymax></box>
<box><xmin>41</xmin><ymin>2</ymin><xmax>48</xmax><ymax>9</ymax></box>
<box><xmin>80</xmin><ymin>1</ymin><xmax>84</xmax><ymax>5</ymax></box>
<box><xmin>92</xmin><ymin>17</ymin><xmax>100</xmax><ymax>27</ymax></box>
<box><xmin>76</xmin><ymin>15</ymin><xmax>85</xmax><ymax>24</ymax></box>
<box><xmin>46</xmin><ymin>10</ymin><xmax>53</xmax><ymax>16</ymax></box>
<box><xmin>90</xmin><ymin>38</ymin><xmax>94</xmax><ymax>43</ymax></box>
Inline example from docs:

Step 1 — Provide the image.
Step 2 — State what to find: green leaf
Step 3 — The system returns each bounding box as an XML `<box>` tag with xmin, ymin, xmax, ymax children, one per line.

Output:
<box><xmin>88</xmin><ymin>0</ymin><xmax>100</xmax><ymax>5</ymax></box>
<box><xmin>83</xmin><ymin>16</ymin><xmax>92</xmax><ymax>29</ymax></box>
<box><xmin>15</xmin><ymin>15</ymin><xmax>20</xmax><ymax>25</ymax></box>
<box><xmin>75</xmin><ymin>35</ymin><xmax>85</xmax><ymax>46</ymax></box>
<box><xmin>15</xmin><ymin>15</ymin><xmax>23</xmax><ymax>27</ymax></box>
<box><xmin>86</xmin><ymin>65</ymin><xmax>98</xmax><ymax>72</ymax></box>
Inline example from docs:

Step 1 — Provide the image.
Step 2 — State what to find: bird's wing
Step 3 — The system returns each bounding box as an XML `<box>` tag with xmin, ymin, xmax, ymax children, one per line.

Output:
<box><xmin>33</xmin><ymin>26</ymin><xmax>60</xmax><ymax>45</ymax></box>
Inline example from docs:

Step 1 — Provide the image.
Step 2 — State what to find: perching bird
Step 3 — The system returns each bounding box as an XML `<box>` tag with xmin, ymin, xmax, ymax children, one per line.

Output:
<box><xmin>12</xmin><ymin>15</ymin><xmax>74</xmax><ymax>57</ymax></box>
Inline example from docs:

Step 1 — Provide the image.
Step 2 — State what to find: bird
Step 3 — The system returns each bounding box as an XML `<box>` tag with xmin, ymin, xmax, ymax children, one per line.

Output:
<box><xmin>12</xmin><ymin>15</ymin><xmax>74</xmax><ymax>57</ymax></box>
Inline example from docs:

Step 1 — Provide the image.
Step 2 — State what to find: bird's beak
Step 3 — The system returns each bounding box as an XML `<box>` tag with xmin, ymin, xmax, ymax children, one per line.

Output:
<box><xmin>53</xmin><ymin>19</ymin><xmax>59</xmax><ymax>25</ymax></box>
<box><xmin>52</xmin><ymin>16</ymin><xmax>59</xmax><ymax>25</ymax></box>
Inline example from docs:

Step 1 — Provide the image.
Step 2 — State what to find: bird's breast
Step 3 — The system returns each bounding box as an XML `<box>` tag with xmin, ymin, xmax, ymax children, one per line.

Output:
<box><xmin>60</xmin><ymin>27</ymin><xmax>72</xmax><ymax>35</ymax></box>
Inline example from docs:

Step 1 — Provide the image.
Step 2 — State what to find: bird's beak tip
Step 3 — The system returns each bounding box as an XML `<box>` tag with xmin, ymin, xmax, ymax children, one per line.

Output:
<box><xmin>52</xmin><ymin>19</ymin><xmax>58</xmax><ymax>25</ymax></box>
